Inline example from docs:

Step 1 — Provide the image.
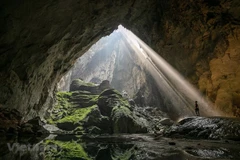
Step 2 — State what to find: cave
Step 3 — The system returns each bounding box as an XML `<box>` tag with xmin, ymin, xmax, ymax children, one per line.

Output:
<box><xmin>1</xmin><ymin>0</ymin><xmax>240</xmax><ymax>159</ymax></box>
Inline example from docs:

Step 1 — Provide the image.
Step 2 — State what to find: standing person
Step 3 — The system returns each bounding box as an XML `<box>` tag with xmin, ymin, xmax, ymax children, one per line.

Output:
<box><xmin>195</xmin><ymin>101</ymin><xmax>200</xmax><ymax>116</ymax></box>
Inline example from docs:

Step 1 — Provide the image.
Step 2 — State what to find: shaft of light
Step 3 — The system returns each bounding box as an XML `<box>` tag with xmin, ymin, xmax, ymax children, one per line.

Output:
<box><xmin>118</xmin><ymin>25</ymin><xmax>223</xmax><ymax>118</ymax></box>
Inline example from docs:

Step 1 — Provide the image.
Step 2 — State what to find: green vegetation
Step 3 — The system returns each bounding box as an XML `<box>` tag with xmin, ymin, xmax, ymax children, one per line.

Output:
<box><xmin>57</xmin><ymin>105</ymin><xmax>97</xmax><ymax>124</ymax></box>
<box><xmin>56</xmin><ymin>91</ymin><xmax>73</xmax><ymax>109</ymax></box>
<box><xmin>111</xmin><ymin>106</ymin><xmax>132</xmax><ymax>119</ymax></box>
<box><xmin>70</xmin><ymin>92</ymin><xmax>99</xmax><ymax>106</ymax></box>
<box><xmin>47</xmin><ymin>90</ymin><xmax>98</xmax><ymax>125</ymax></box>
<box><xmin>70</xmin><ymin>79</ymin><xmax>96</xmax><ymax>91</ymax></box>
<box><xmin>44</xmin><ymin>140</ymin><xmax>90</xmax><ymax>160</ymax></box>
<box><xmin>73</xmin><ymin>79</ymin><xmax>95</xmax><ymax>87</ymax></box>
<box><xmin>47</xmin><ymin>83</ymin><xmax>147</xmax><ymax>134</ymax></box>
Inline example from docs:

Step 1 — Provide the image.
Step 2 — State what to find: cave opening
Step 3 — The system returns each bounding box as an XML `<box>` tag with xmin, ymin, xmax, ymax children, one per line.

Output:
<box><xmin>1</xmin><ymin>0</ymin><xmax>240</xmax><ymax>159</ymax></box>
<box><xmin>51</xmin><ymin>25</ymin><xmax>221</xmax><ymax>125</ymax></box>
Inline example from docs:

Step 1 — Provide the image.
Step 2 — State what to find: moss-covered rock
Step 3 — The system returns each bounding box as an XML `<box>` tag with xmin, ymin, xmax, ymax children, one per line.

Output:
<box><xmin>83</xmin><ymin>107</ymin><xmax>111</xmax><ymax>133</ymax></box>
<box><xmin>48</xmin><ymin>90</ymin><xmax>98</xmax><ymax>123</ymax></box>
<box><xmin>70</xmin><ymin>79</ymin><xmax>96</xmax><ymax>92</ymax></box>
<box><xmin>111</xmin><ymin>106</ymin><xmax>148</xmax><ymax>133</ymax></box>
<box><xmin>70</xmin><ymin>91</ymin><xmax>98</xmax><ymax>108</ymax></box>
<box><xmin>54</xmin><ymin>105</ymin><xmax>96</xmax><ymax>131</ymax></box>
<box><xmin>69</xmin><ymin>79</ymin><xmax>111</xmax><ymax>94</ymax></box>
<box><xmin>98</xmin><ymin>89</ymin><xmax>148</xmax><ymax>133</ymax></box>
<box><xmin>56</xmin><ymin>105</ymin><xmax>96</xmax><ymax>124</ymax></box>
<box><xmin>48</xmin><ymin>89</ymin><xmax>99</xmax><ymax>132</ymax></box>
<box><xmin>49</xmin><ymin>81</ymin><xmax>149</xmax><ymax>134</ymax></box>
<box><xmin>97</xmin><ymin>89</ymin><xmax>125</xmax><ymax>117</ymax></box>
<box><xmin>44</xmin><ymin>139</ymin><xmax>91</xmax><ymax>160</ymax></box>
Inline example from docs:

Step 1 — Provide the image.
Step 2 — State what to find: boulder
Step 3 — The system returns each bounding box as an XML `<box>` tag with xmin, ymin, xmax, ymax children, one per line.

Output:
<box><xmin>70</xmin><ymin>79</ymin><xmax>96</xmax><ymax>92</ymax></box>
<box><xmin>159</xmin><ymin>118</ymin><xmax>174</xmax><ymax>126</ymax></box>
<box><xmin>83</xmin><ymin>108</ymin><xmax>111</xmax><ymax>133</ymax></box>
<box><xmin>111</xmin><ymin>106</ymin><xmax>148</xmax><ymax>133</ymax></box>
<box><xmin>98</xmin><ymin>80</ymin><xmax>110</xmax><ymax>91</ymax></box>
<box><xmin>69</xmin><ymin>79</ymin><xmax>110</xmax><ymax>94</ymax></box>
<box><xmin>97</xmin><ymin>89</ymin><xmax>148</xmax><ymax>133</ymax></box>
<box><xmin>97</xmin><ymin>89</ymin><xmax>121</xmax><ymax>116</ymax></box>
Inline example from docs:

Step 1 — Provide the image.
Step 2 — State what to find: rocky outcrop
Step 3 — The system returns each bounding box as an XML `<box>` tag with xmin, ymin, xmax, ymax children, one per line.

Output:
<box><xmin>48</xmin><ymin>80</ymin><xmax>148</xmax><ymax>134</ymax></box>
<box><xmin>83</xmin><ymin>108</ymin><xmax>111</xmax><ymax>134</ymax></box>
<box><xmin>164</xmin><ymin>116</ymin><xmax>240</xmax><ymax>140</ymax></box>
<box><xmin>98</xmin><ymin>89</ymin><xmax>148</xmax><ymax>133</ymax></box>
<box><xmin>0</xmin><ymin>108</ymin><xmax>22</xmax><ymax>135</ymax></box>
<box><xmin>0</xmin><ymin>0</ymin><xmax>240</xmax><ymax>118</ymax></box>
<box><xmin>0</xmin><ymin>107</ymin><xmax>49</xmax><ymax>137</ymax></box>
<box><xmin>70</xmin><ymin>79</ymin><xmax>110</xmax><ymax>94</ymax></box>
<box><xmin>20</xmin><ymin>116</ymin><xmax>49</xmax><ymax>136</ymax></box>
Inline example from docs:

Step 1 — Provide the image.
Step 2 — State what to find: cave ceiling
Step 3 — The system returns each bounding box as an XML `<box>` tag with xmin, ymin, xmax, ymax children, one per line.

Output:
<box><xmin>0</xmin><ymin>0</ymin><xmax>240</xmax><ymax>118</ymax></box>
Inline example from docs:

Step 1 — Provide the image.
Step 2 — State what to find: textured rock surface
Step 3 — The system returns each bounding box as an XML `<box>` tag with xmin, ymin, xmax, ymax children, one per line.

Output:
<box><xmin>164</xmin><ymin>116</ymin><xmax>240</xmax><ymax>140</ymax></box>
<box><xmin>0</xmin><ymin>0</ymin><xmax>240</xmax><ymax>118</ymax></box>
<box><xmin>98</xmin><ymin>89</ymin><xmax>148</xmax><ymax>133</ymax></box>
<box><xmin>20</xmin><ymin>116</ymin><xmax>49</xmax><ymax>136</ymax></box>
<box><xmin>49</xmin><ymin>80</ymin><xmax>148</xmax><ymax>134</ymax></box>
<box><xmin>0</xmin><ymin>107</ymin><xmax>49</xmax><ymax>137</ymax></box>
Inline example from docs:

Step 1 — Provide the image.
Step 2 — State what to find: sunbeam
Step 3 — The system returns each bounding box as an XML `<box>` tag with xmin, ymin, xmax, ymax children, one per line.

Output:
<box><xmin>118</xmin><ymin>25</ymin><xmax>223</xmax><ymax>119</ymax></box>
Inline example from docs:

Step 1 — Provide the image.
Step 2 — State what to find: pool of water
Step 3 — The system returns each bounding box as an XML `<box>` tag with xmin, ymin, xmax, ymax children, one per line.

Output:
<box><xmin>0</xmin><ymin>134</ymin><xmax>239</xmax><ymax>160</ymax></box>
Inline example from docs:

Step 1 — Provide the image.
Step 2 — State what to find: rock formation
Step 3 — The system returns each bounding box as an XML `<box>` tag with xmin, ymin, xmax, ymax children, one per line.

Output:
<box><xmin>0</xmin><ymin>0</ymin><xmax>240</xmax><ymax>118</ymax></box>
<box><xmin>48</xmin><ymin>80</ymin><xmax>148</xmax><ymax>134</ymax></box>
<box><xmin>58</xmin><ymin>30</ymin><xmax>166</xmax><ymax>114</ymax></box>
<box><xmin>164</xmin><ymin>116</ymin><xmax>240</xmax><ymax>141</ymax></box>
<box><xmin>0</xmin><ymin>107</ymin><xmax>49</xmax><ymax>139</ymax></box>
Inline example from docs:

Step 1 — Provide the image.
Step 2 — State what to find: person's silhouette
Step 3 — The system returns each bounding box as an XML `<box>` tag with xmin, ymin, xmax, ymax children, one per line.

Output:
<box><xmin>195</xmin><ymin>101</ymin><xmax>200</xmax><ymax>116</ymax></box>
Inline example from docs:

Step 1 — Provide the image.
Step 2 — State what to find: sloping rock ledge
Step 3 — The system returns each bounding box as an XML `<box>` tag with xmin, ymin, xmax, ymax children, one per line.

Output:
<box><xmin>164</xmin><ymin>116</ymin><xmax>240</xmax><ymax>141</ymax></box>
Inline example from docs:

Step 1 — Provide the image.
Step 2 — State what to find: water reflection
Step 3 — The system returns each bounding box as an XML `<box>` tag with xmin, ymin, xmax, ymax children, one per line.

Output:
<box><xmin>1</xmin><ymin>134</ymin><xmax>240</xmax><ymax>160</ymax></box>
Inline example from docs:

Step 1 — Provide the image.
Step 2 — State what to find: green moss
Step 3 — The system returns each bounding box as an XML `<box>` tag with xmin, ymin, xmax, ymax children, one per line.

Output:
<box><xmin>56</xmin><ymin>92</ymin><xmax>73</xmax><ymax>109</ymax></box>
<box><xmin>57</xmin><ymin>91</ymin><xmax>73</xmax><ymax>97</ymax></box>
<box><xmin>72</xmin><ymin>79</ymin><xmax>95</xmax><ymax>87</ymax></box>
<box><xmin>48</xmin><ymin>89</ymin><xmax>99</xmax><ymax>124</ymax></box>
<box><xmin>89</xmin><ymin>95</ymin><xmax>99</xmax><ymax>103</ymax></box>
<box><xmin>56</xmin><ymin>105</ymin><xmax>97</xmax><ymax>124</ymax></box>
<box><xmin>74</xmin><ymin>126</ymin><xmax>84</xmax><ymax>134</ymax></box>
<box><xmin>47</xmin><ymin>118</ymin><xmax>54</xmax><ymax>124</ymax></box>
<box><xmin>44</xmin><ymin>140</ymin><xmax>90</xmax><ymax>160</ymax></box>
<box><xmin>112</xmin><ymin>106</ymin><xmax>132</xmax><ymax>118</ymax></box>
<box><xmin>71</xmin><ymin>93</ymin><xmax>98</xmax><ymax>102</ymax></box>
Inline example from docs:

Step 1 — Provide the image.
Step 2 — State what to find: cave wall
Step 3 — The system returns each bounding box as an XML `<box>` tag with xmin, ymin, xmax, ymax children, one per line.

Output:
<box><xmin>0</xmin><ymin>0</ymin><xmax>240</xmax><ymax>118</ymax></box>
<box><xmin>148</xmin><ymin>0</ymin><xmax>240</xmax><ymax>116</ymax></box>
<box><xmin>0</xmin><ymin>0</ymin><xmax>138</xmax><ymax>119</ymax></box>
